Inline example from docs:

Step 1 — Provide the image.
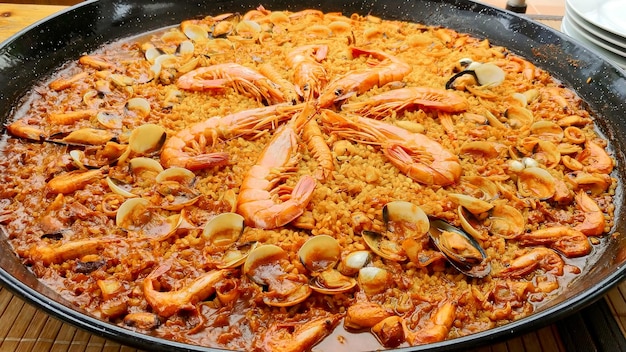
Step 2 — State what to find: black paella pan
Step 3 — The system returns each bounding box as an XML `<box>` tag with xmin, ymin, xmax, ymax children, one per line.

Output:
<box><xmin>0</xmin><ymin>0</ymin><xmax>625</xmax><ymax>351</ymax></box>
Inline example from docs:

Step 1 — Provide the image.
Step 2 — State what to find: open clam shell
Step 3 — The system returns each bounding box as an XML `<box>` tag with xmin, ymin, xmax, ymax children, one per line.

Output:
<box><xmin>202</xmin><ymin>212</ymin><xmax>244</xmax><ymax>247</ymax></box>
<box><xmin>115</xmin><ymin>197</ymin><xmax>182</xmax><ymax>239</ymax></box>
<box><xmin>298</xmin><ymin>235</ymin><xmax>341</xmax><ymax>272</ymax></box>
<box><xmin>517</xmin><ymin>166</ymin><xmax>556</xmax><ymax>199</ymax></box>
<box><xmin>216</xmin><ymin>241</ymin><xmax>257</xmax><ymax>269</ymax></box>
<box><xmin>362</xmin><ymin>230</ymin><xmax>407</xmax><ymax>262</ymax></box>
<box><xmin>243</xmin><ymin>244</ymin><xmax>312</xmax><ymax>307</ymax></box>
<box><xmin>243</xmin><ymin>244</ymin><xmax>287</xmax><ymax>286</ymax></box>
<box><xmin>298</xmin><ymin>235</ymin><xmax>357</xmax><ymax>294</ymax></box>
<box><xmin>382</xmin><ymin>200</ymin><xmax>429</xmax><ymax>236</ymax></box>
<box><xmin>427</xmin><ymin>218</ymin><xmax>491</xmax><ymax>278</ymax></box>
<box><xmin>310</xmin><ymin>269</ymin><xmax>357</xmax><ymax>295</ymax></box>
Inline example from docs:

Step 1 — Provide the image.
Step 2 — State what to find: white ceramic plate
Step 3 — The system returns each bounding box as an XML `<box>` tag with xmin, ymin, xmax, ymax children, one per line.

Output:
<box><xmin>565</xmin><ymin>3</ymin><xmax>626</xmax><ymax>50</ymax></box>
<box><xmin>567</xmin><ymin>0</ymin><xmax>626</xmax><ymax>38</ymax></box>
<box><xmin>564</xmin><ymin>8</ymin><xmax>626</xmax><ymax>57</ymax></box>
<box><xmin>561</xmin><ymin>15</ymin><xmax>626</xmax><ymax>69</ymax></box>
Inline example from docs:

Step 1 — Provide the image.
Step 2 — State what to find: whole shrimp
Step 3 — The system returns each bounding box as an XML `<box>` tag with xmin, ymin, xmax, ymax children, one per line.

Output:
<box><xmin>341</xmin><ymin>86</ymin><xmax>469</xmax><ymax>118</ymax></box>
<box><xmin>143</xmin><ymin>262</ymin><xmax>233</xmax><ymax>317</ymax></box>
<box><xmin>497</xmin><ymin>247</ymin><xmax>564</xmax><ymax>278</ymax></box>
<box><xmin>320</xmin><ymin>110</ymin><xmax>461</xmax><ymax>186</ymax></box>
<box><xmin>28</xmin><ymin>237</ymin><xmax>118</xmax><ymax>265</ymax></box>
<box><xmin>287</xmin><ymin>45</ymin><xmax>335</xmax><ymax>181</ymax></box>
<box><xmin>518</xmin><ymin>225</ymin><xmax>591</xmax><ymax>258</ymax></box>
<box><xmin>287</xmin><ymin>44</ymin><xmax>329</xmax><ymax>101</ymax></box>
<box><xmin>160</xmin><ymin>104</ymin><xmax>302</xmax><ymax>170</ymax></box>
<box><xmin>237</xmin><ymin>103</ymin><xmax>317</xmax><ymax>229</ymax></box>
<box><xmin>261</xmin><ymin>313</ymin><xmax>342</xmax><ymax>352</ymax></box>
<box><xmin>176</xmin><ymin>63</ymin><xmax>286</xmax><ymax>105</ymax></box>
<box><xmin>317</xmin><ymin>47</ymin><xmax>412</xmax><ymax>108</ymax></box>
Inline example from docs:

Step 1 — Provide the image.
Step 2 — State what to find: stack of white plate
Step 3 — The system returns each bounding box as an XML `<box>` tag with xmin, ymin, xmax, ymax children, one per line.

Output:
<box><xmin>562</xmin><ymin>0</ymin><xmax>626</xmax><ymax>69</ymax></box>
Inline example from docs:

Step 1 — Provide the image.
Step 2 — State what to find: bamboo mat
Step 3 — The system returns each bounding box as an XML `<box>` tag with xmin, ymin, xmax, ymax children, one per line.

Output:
<box><xmin>1</xmin><ymin>280</ymin><xmax>626</xmax><ymax>351</ymax></box>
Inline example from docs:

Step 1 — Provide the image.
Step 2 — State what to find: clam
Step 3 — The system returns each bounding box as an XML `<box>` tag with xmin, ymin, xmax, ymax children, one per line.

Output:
<box><xmin>235</xmin><ymin>20</ymin><xmax>261</xmax><ymax>38</ymax></box>
<box><xmin>115</xmin><ymin>197</ymin><xmax>181</xmax><ymax>239</ymax></box>
<box><xmin>298</xmin><ymin>236</ymin><xmax>357</xmax><ymax>294</ymax></box>
<box><xmin>363</xmin><ymin>201</ymin><xmax>430</xmax><ymax>262</ymax></box>
<box><xmin>125</xmin><ymin>97</ymin><xmax>151</xmax><ymax>118</ymax></box>
<box><xmin>155</xmin><ymin>166</ymin><xmax>195</xmax><ymax>185</ymax></box>
<box><xmin>69</xmin><ymin>149</ymin><xmax>110</xmax><ymax>170</ymax></box>
<box><xmin>357</xmin><ymin>266</ymin><xmax>392</xmax><ymax>295</ymax></box>
<box><xmin>448</xmin><ymin>193</ymin><xmax>493</xmax><ymax>215</ymax></box>
<box><xmin>182</xmin><ymin>22</ymin><xmax>209</xmax><ymax>41</ymax></box>
<box><xmin>154</xmin><ymin>167</ymin><xmax>199</xmax><ymax>210</ymax></box>
<box><xmin>118</xmin><ymin>124</ymin><xmax>167</xmax><ymax>164</ymax></box>
<box><xmin>484</xmin><ymin>110</ymin><xmax>506</xmax><ymax>129</ymax></box>
<box><xmin>150</xmin><ymin>54</ymin><xmax>177</xmax><ymax>79</ymax></box>
<box><xmin>459</xmin><ymin>176</ymin><xmax>499</xmax><ymax>201</ymax></box>
<box><xmin>243</xmin><ymin>244</ymin><xmax>312</xmax><ymax>307</ymax></box>
<box><xmin>106</xmin><ymin>176</ymin><xmax>137</xmax><ymax>198</ymax></box>
<box><xmin>160</xmin><ymin>29</ymin><xmax>188</xmax><ymax>43</ymax></box>
<box><xmin>83</xmin><ymin>90</ymin><xmax>103</xmax><ymax>108</ymax></box>
<box><xmin>533</xmin><ymin>140</ymin><xmax>561</xmax><ymax>169</ymax></box>
<box><xmin>530</xmin><ymin>120</ymin><xmax>564</xmax><ymax>143</ymax></box>
<box><xmin>143</xmin><ymin>44</ymin><xmax>165</xmax><ymax>63</ymax></box>
<box><xmin>176</xmin><ymin>40</ymin><xmax>194</xmax><ymax>58</ymax></box>
<box><xmin>337</xmin><ymin>250</ymin><xmax>372</xmax><ymax>276</ymax></box>
<box><xmin>96</xmin><ymin>111</ymin><xmax>123</xmax><ymax>129</ymax></box>
<box><xmin>216</xmin><ymin>241</ymin><xmax>258</xmax><ymax>269</ymax></box>
<box><xmin>362</xmin><ymin>230</ymin><xmax>407</xmax><ymax>262</ymax></box>
<box><xmin>457</xmin><ymin>206</ymin><xmax>488</xmax><ymax>241</ymax></box>
<box><xmin>298</xmin><ymin>235</ymin><xmax>341</xmax><ymax>272</ymax></box>
<box><xmin>110</xmin><ymin>74</ymin><xmax>134</xmax><ymax>87</ymax></box>
<box><xmin>427</xmin><ymin>218</ymin><xmax>491</xmax><ymax>278</ymax></box>
<box><xmin>129</xmin><ymin>157</ymin><xmax>164</xmax><ymax>176</ymax></box>
<box><xmin>243</xmin><ymin>244</ymin><xmax>286</xmax><ymax>285</ymax></box>
<box><xmin>202</xmin><ymin>212</ymin><xmax>244</xmax><ymax>247</ymax></box>
<box><xmin>382</xmin><ymin>201</ymin><xmax>430</xmax><ymax>236</ymax></box>
<box><xmin>504</xmin><ymin>106</ymin><xmax>534</xmax><ymax>129</ymax></box>
<box><xmin>486</xmin><ymin>204</ymin><xmax>525</xmax><ymax>239</ymax></box>
<box><xmin>310</xmin><ymin>269</ymin><xmax>357</xmax><ymax>295</ymax></box>
<box><xmin>517</xmin><ymin>166</ymin><xmax>556</xmax><ymax>199</ymax></box>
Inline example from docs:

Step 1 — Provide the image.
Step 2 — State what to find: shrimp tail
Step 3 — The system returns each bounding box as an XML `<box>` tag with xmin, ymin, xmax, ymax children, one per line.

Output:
<box><xmin>244</xmin><ymin>175</ymin><xmax>316</xmax><ymax>229</ymax></box>
<box><xmin>384</xmin><ymin>144</ymin><xmax>456</xmax><ymax>186</ymax></box>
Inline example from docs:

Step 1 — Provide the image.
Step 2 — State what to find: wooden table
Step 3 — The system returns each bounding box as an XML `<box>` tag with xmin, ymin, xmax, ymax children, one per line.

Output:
<box><xmin>1</xmin><ymin>3</ymin><xmax>626</xmax><ymax>352</ymax></box>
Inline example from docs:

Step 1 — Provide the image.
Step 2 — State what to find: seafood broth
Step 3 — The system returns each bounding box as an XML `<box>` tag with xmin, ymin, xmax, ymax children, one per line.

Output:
<box><xmin>0</xmin><ymin>6</ymin><xmax>617</xmax><ymax>351</ymax></box>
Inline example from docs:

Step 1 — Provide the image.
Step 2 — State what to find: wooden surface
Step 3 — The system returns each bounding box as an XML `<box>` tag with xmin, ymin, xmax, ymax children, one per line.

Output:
<box><xmin>0</xmin><ymin>4</ymin><xmax>67</xmax><ymax>41</ymax></box>
<box><xmin>1</xmin><ymin>3</ymin><xmax>626</xmax><ymax>352</ymax></box>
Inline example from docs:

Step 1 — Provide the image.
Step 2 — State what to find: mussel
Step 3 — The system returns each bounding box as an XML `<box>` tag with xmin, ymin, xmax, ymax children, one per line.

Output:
<box><xmin>427</xmin><ymin>218</ymin><xmax>491</xmax><ymax>278</ymax></box>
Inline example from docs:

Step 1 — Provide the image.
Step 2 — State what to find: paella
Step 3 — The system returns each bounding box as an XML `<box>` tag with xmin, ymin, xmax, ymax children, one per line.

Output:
<box><xmin>0</xmin><ymin>6</ymin><xmax>617</xmax><ymax>351</ymax></box>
